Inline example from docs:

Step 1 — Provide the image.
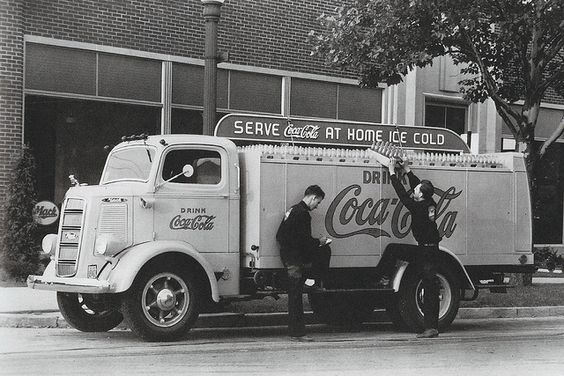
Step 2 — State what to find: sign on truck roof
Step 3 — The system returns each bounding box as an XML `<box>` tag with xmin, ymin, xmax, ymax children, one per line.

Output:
<box><xmin>215</xmin><ymin>114</ymin><xmax>470</xmax><ymax>153</ymax></box>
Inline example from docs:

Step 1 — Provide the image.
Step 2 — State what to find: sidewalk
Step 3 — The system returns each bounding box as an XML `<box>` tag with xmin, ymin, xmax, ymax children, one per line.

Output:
<box><xmin>2</xmin><ymin>281</ymin><xmax>564</xmax><ymax>329</ymax></box>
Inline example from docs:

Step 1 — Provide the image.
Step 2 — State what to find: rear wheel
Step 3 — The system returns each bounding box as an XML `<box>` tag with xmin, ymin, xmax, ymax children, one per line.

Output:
<box><xmin>121</xmin><ymin>263</ymin><xmax>200</xmax><ymax>341</ymax></box>
<box><xmin>386</xmin><ymin>264</ymin><xmax>460</xmax><ymax>332</ymax></box>
<box><xmin>57</xmin><ymin>292</ymin><xmax>123</xmax><ymax>332</ymax></box>
<box><xmin>309</xmin><ymin>292</ymin><xmax>376</xmax><ymax>328</ymax></box>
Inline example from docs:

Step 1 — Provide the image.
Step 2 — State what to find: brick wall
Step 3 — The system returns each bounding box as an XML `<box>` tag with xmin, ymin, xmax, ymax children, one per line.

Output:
<box><xmin>0</xmin><ymin>0</ymin><xmax>24</xmax><ymax>231</ymax></box>
<box><xmin>22</xmin><ymin>0</ymin><xmax>352</xmax><ymax>79</ymax></box>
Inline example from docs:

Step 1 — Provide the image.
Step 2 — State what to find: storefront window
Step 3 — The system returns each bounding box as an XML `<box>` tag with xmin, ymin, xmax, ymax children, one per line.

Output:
<box><xmin>24</xmin><ymin>96</ymin><xmax>161</xmax><ymax>204</ymax></box>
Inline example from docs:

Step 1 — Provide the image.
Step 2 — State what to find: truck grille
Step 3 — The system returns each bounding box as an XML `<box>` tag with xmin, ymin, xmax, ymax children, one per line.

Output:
<box><xmin>56</xmin><ymin>198</ymin><xmax>85</xmax><ymax>277</ymax></box>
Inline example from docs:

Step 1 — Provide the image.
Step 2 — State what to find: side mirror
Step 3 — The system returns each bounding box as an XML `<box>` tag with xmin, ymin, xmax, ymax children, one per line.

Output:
<box><xmin>182</xmin><ymin>164</ymin><xmax>194</xmax><ymax>178</ymax></box>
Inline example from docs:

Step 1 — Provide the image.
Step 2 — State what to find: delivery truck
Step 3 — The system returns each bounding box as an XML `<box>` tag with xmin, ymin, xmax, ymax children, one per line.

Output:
<box><xmin>28</xmin><ymin>114</ymin><xmax>534</xmax><ymax>341</ymax></box>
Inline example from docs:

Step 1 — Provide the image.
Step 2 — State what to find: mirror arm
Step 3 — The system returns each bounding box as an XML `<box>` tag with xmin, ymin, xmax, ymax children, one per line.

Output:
<box><xmin>155</xmin><ymin>170</ymin><xmax>186</xmax><ymax>191</ymax></box>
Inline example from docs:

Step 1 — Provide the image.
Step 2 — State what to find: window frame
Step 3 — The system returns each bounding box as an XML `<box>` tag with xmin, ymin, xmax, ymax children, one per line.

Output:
<box><xmin>157</xmin><ymin>145</ymin><xmax>227</xmax><ymax>190</ymax></box>
<box><xmin>424</xmin><ymin>100</ymin><xmax>468</xmax><ymax>135</ymax></box>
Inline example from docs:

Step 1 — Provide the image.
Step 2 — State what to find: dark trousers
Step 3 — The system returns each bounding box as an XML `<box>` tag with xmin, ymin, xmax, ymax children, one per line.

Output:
<box><xmin>419</xmin><ymin>246</ymin><xmax>440</xmax><ymax>330</ymax></box>
<box><xmin>285</xmin><ymin>245</ymin><xmax>331</xmax><ymax>337</ymax></box>
<box><xmin>375</xmin><ymin>244</ymin><xmax>440</xmax><ymax>330</ymax></box>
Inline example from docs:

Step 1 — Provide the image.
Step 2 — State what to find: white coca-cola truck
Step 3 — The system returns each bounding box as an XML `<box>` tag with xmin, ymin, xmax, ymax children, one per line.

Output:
<box><xmin>28</xmin><ymin>114</ymin><xmax>533</xmax><ymax>341</ymax></box>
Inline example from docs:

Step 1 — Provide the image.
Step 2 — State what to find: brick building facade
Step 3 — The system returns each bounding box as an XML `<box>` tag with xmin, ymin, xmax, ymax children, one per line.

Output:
<box><xmin>1</xmin><ymin>0</ymin><xmax>564</xmax><ymax>248</ymax></box>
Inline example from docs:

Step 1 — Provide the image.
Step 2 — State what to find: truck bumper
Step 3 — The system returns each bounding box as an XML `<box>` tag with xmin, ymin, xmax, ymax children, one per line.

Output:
<box><xmin>27</xmin><ymin>274</ymin><xmax>111</xmax><ymax>294</ymax></box>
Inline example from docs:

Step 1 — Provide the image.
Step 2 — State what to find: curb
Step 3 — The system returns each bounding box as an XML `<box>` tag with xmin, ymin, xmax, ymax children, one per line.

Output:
<box><xmin>2</xmin><ymin>307</ymin><xmax>564</xmax><ymax>329</ymax></box>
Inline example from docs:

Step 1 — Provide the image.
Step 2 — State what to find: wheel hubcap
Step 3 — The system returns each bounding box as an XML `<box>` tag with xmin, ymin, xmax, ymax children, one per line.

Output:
<box><xmin>141</xmin><ymin>273</ymin><xmax>190</xmax><ymax>328</ymax></box>
<box><xmin>156</xmin><ymin>289</ymin><xmax>176</xmax><ymax>311</ymax></box>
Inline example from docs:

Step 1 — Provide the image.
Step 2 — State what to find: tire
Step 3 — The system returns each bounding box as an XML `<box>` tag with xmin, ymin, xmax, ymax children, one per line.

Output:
<box><xmin>121</xmin><ymin>263</ymin><xmax>200</xmax><ymax>342</ymax></box>
<box><xmin>57</xmin><ymin>292</ymin><xmax>123</xmax><ymax>332</ymax></box>
<box><xmin>386</xmin><ymin>264</ymin><xmax>460</xmax><ymax>332</ymax></box>
<box><xmin>309</xmin><ymin>292</ymin><xmax>376</xmax><ymax>328</ymax></box>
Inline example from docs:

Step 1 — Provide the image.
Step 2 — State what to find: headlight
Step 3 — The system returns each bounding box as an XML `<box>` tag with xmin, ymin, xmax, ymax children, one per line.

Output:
<box><xmin>42</xmin><ymin>234</ymin><xmax>58</xmax><ymax>255</ymax></box>
<box><xmin>94</xmin><ymin>236</ymin><xmax>108</xmax><ymax>255</ymax></box>
<box><xmin>94</xmin><ymin>235</ymin><xmax>124</xmax><ymax>256</ymax></box>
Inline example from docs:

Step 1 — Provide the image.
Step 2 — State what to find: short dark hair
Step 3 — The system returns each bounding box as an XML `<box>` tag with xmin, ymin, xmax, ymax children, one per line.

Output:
<box><xmin>304</xmin><ymin>184</ymin><xmax>325</xmax><ymax>199</ymax></box>
<box><xmin>419</xmin><ymin>180</ymin><xmax>435</xmax><ymax>200</ymax></box>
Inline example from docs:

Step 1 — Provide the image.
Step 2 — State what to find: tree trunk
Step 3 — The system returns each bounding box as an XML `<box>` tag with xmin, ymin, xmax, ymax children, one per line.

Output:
<box><xmin>517</xmin><ymin>129</ymin><xmax>537</xmax><ymax>287</ymax></box>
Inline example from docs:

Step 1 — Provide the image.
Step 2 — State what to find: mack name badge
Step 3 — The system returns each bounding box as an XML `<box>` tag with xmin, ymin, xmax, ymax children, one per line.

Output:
<box><xmin>32</xmin><ymin>201</ymin><xmax>60</xmax><ymax>225</ymax></box>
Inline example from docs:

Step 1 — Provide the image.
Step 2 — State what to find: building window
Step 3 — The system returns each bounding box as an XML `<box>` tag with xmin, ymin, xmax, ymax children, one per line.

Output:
<box><xmin>229</xmin><ymin>71</ymin><xmax>282</xmax><ymax>114</ymax></box>
<box><xmin>172</xmin><ymin>64</ymin><xmax>228</xmax><ymax>108</ymax></box>
<box><xmin>25</xmin><ymin>43</ymin><xmax>97</xmax><ymax>95</ymax></box>
<box><xmin>26</xmin><ymin>43</ymin><xmax>162</xmax><ymax>104</ymax></box>
<box><xmin>425</xmin><ymin>102</ymin><xmax>467</xmax><ymax>135</ymax></box>
<box><xmin>98</xmin><ymin>53</ymin><xmax>161</xmax><ymax>102</ymax></box>
<box><xmin>290</xmin><ymin>78</ymin><xmax>337</xmax><ymax>118</ymax></box>
<box><xmin>290</xmin><ymin>78</ymin><xmax>382</xmax><ymax>122</ymax></box>
<box><xmin>338</xmin><ymin>84</ymin><xmax>382</xmax><ymax>122</ymax></box>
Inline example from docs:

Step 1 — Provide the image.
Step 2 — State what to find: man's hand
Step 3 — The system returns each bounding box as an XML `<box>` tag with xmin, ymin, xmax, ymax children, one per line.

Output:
<box><xmin>399</xmin><ymin>158</ymin><xmax>411</xmax><ymax>174</ymax></box>
<box><xmin>387</xmin><ymin>158</ymin><xmax>397</xmax><ymax>175</ymax></box>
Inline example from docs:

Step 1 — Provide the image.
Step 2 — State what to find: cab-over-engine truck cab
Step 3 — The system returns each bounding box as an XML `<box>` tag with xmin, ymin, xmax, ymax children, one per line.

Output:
<box><xmin>29</xmin><ymin>114</ymin><xmax>534</xmax><ymax>341</ymax></box>
<box><xmin>31</xmin><ymin>135</ymin><xmax>241</xmax><ymax>341</ymax></box>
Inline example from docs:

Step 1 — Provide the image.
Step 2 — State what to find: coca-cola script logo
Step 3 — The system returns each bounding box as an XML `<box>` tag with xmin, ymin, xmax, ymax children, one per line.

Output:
<box><xmin>283</xmin><ymin>124</ymin><xmax>320</xmax><ymax>139</ymax></box>
<box><xmin>170</xmin><ymin>215</ymin><xmax>216</xmax><ymax>231</ymax></box>
<box><xmin>325</xmin><ymin>184</ymin><xmax>461</xmax><ymax>239</ymax></box>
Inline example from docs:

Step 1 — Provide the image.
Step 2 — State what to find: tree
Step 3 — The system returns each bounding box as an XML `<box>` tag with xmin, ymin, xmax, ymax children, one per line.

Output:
<box><xmin>309</xmin><ymin>0</ymin><xmax>564</xmax><ymax>179</ymax></box>
<box><xmin>1</xmin><ymin>145</ymin><xmax>41</xmax><ymax>281</ymax></box>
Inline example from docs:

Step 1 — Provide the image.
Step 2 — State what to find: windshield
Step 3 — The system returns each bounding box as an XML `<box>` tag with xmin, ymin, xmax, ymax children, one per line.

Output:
<box><xmin>101</xmin><ymin>145</ymin><xmax>156</xmax><ymax>183</ymax></box>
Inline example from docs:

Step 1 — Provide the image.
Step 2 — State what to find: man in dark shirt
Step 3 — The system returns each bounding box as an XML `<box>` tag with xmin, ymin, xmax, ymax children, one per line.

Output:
<box><xmin>387</xmin><ymin>158</ymin><xmax>442</xmax><ymax>339</ymax></box>
<box><xmin>276</xmin><ymin>185</ymin><xmax>332</xmax><ymax>342</ymax></box>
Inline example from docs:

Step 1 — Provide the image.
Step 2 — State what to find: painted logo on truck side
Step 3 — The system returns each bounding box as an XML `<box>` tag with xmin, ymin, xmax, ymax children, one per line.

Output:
<box><xmin>169</xmin><ymin>208</ymin><xmax>216</xmax><ymax>231</ymax></box>
<box><xmin>325</xmin><ymin>184</ymin><xmax>461</xmax><ymax>239</ymax></box>
<box><xmin>170</xmin><ymin>215</ymin><xmax>216</xmax><ymax>231</ymax></box>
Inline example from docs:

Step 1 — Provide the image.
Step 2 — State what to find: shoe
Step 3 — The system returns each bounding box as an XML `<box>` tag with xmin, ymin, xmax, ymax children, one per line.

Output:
<box><xmin>304</xmin><ymin>279</ymin><xmax>326</xmax><ymax>292</ymax></box>
<box><xmin>290</xmin><ymin>335</ymin><xmax>315</xmax><ymax>342</ymax></box>
<box><xmin>416</xmin><ymin>329</ymin><xmax>439</xmax><ymax>338</ymax></box>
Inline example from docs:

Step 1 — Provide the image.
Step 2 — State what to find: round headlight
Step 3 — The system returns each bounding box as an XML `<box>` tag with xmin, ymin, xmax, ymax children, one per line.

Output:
<box><xmin>94</xmin><ymin>237</ymin><xmax>108</xmax><ymax>255</ymax></box>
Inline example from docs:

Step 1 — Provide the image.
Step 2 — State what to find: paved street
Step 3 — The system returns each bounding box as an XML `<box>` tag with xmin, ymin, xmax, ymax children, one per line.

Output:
<box><xmin>1</xmin><ymin>317</ymin><xmax>563</xmax><ymax>376</ymax></box>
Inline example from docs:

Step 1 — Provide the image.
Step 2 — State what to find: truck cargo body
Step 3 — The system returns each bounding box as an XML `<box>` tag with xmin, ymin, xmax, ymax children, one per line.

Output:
<box><xmin>240</xmin><ymin>148</ymin><xmax>532</xmax><ymax>275</ymax></box>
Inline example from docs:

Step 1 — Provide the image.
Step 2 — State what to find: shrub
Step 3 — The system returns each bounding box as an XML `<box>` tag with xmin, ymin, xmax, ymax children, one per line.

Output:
<box><xmin>534</xmin><ymin>247</ymin><xmax>564</xmax><ymax>272</ymax></box>
<box><xmin>1</xmin><ymin>145</ymin><xmax>42</xmax><ymax>281</ymax></box>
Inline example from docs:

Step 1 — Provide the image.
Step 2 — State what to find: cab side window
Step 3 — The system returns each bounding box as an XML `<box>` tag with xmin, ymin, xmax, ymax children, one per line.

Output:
<box><xmin>162</xmin><ymin>149</ymin><xmax>222</xmax><ymax>185</ymax></box>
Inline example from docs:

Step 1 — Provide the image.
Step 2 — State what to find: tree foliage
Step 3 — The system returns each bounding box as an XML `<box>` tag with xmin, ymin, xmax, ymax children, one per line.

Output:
<box><xmin>310</xmin><ymin>0</ymin><xmax>564</xmax><ymax>161</ymax></box>
<box><xmin>1</xmin><ymin>145</ymin><xmax>42</xmax><ymax>281</ymax></box>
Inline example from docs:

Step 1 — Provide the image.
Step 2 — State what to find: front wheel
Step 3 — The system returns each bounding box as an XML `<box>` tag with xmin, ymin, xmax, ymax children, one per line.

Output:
<box><xmin>57</xmin><ymin>292</ymin><xmax>123</xmax><ymax>332</ymax></box>
<box><xmin>386</xmin><ymin>264</ymin><xmax>460</xmax><ymax>332</ymax></box>
<box><xmin>121</xmin><ymin>263</ymin><xmax>200</xmax><ymax>341</ymax></box>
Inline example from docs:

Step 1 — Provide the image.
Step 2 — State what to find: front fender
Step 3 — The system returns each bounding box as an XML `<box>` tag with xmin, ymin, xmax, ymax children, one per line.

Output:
<box><xmin>104</xmin><ymin>240</ymin><xmax>220</xmax><ymax>302</ymax></box>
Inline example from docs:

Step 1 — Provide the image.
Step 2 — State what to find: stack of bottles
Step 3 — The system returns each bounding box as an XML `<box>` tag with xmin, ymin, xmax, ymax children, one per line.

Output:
<box><xmin>238</xmin><ymin>143</ymin><xmax>504</xmax><ymax>169</ymax></box>
<box><xmin>238</xmin><ymin>144</ymin><xmax>373</xmax><ymax>161</ymax></box>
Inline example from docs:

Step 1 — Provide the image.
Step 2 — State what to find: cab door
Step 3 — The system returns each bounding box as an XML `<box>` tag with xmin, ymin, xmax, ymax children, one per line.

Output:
<box><xmin>153</xmin><ymin>145</ymin><xmax>229</xmax><ymax>254</ymax></box>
